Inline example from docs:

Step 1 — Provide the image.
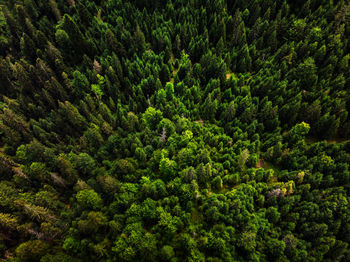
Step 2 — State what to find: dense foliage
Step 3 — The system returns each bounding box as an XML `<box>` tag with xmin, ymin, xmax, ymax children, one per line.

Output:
<box><xmin>0</xmin><ymin>0</ymin><xmax>350</xmax><ymax>261</ymax></box>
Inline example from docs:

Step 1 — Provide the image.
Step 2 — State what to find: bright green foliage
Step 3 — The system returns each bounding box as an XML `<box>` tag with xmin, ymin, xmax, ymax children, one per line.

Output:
<box><xmin>71</xmin><ymin>153</ymin><xmax>96</xmax><ymax>175</ymax></box>
<box><xmin>165</xmin><ymin>82</ymin><xmax>174</xmax><ymax>100</ymax></box>
<box><xmin>91</xmin><ymin>74</ymin><xmax>105</xmax><ymax>98</ymax></box>
<box><xmin>55</xmin><ymin>29</ymin><xmax>70</xmax><ymax>50</ymax></box>
<box><xmin>142</xmin><ymin>107</ymin><xmax>163</xmax><ymax>130</ymax></box>
<box><xmin>159</xmin><ymin>157</ymin><xmax>177</xmax><ymax>179</ymax></box>
<box><xmin>63</xmin><ymin>237</ymin><xmax>81</xmax><ymax>253</ymax></box>
<box><xmin>76</xmin><ymin>189</ymin><xmax>102</xmax><ymax>210</ymax></box>
<box><xmin>0</xmin><ymin>0</ymin><xmax>350</xmax><ymax>261</ymax></box>
<box><xmin>287</xmin><ymin>122</ymin><xmax>310</xmax><ymax>144</ymax></box>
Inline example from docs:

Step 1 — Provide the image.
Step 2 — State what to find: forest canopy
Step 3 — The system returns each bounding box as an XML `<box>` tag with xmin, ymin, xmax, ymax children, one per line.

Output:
<box><xmin>0</xmin><ymin>0</ymin><xmax>350</xmax><ymax>261</ymax></box>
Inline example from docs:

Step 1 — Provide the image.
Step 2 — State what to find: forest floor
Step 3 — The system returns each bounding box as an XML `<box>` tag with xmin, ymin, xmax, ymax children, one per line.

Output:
<box><xmin>257</xmin><ymin>158</ymin><xmax>280</xmax><ymax>183</ymax></box>
<box><xmin>257</xmin><ymin>158</ymin><xmax>265</xmax><ymax>168</ymax></box>
<box><xmin>170</xmin><ymin>68</ymin><xmax>179</xmax><ymax>84</ymax></box>
<box><xmin>193</xmin><ymin>119</ymin><xmax>204</xmax><ymax>126</ymax></box>
<box><xmin>257</xmin><ymin>158</ymin><xmax>279</xmax><ymax>170</ymax></box>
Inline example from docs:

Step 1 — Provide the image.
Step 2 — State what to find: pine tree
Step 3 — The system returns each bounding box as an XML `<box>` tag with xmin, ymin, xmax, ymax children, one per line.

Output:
<box><xmin>20</xmin><ymin>33</ymin><xmax>36</xmax><ymax>61</ymax></box>
<box><xmin>60</xmin><ymin>14</ymin><xmax>88</xmax><ymax>56</ymax></box>
<box><xmin>3</xmin><ymin>6</ymin><xmax>21</xmax><ymax>46</ymax></box>
<box><xmin>216</xmin><ymin>37</ymin><xmax>225</xmax><ymax>57</ymax></box>
<box><xmin>24</xmin><ymin>0</ymin><xmax>39</xmax><ymax>19</ymax></box>
<box><xmin>0</xmin><ymin>58</ymin><xmax>12</xmax><ymax>94</ymax></box>
<box><xmin>34</xmin><ymin>30</ymin><xmax>48</xmax><ymax>49</ymax></box>
<box><xmin>55</xmin><ymin>29</ymin><xmax>72</xmax><ymax>55</ymax></box>
<box><xmin>315</xmin><ymin>44</ymin><xmax>326</xmax><ymax>64</ymax></box>
<box><xmin>58</xmin><ymin>101</ymin><xmax>87</xmax><ymax>132</ymax></box>
<box><xmin>14</xmin><ymin>61</ymin><xmax>34</xmax><ymax>94</ymax></box>
<box><xmin>105</xmin><ymin>29</ymin><xmax>118</xmax><ymax>53</ymax></box>
<box><xmin>49</xmin><ymin>0</ymin><xmax>61</xmax><ymax>21</ymax></box>
<box><xmin>233</xmin><ymin>20</ymin><xmax>244</xmax><ymax>46</ymax></box>
<box><xmin>134</xmin><ymin>25</ymin><xmax>147</xmax><ymax>54</ymax></box>
<box><xmin>76</xmin><ymin>1</ymin><xmax>92</xmax><ymax>27</ymax></box>
<box><xmin>15</xmin><ymin>5</ymin><xmax>29</xmax><ymax>33</ymax></box>
<box><xmin>267</xmin><ymin>29</ymin><xmax>277</xmax><ymax>52</ymax></box>
<box><xmin>238</xmin><ymin>45</ymin><xmax>252</xmax><ymax>72</ymax></box>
